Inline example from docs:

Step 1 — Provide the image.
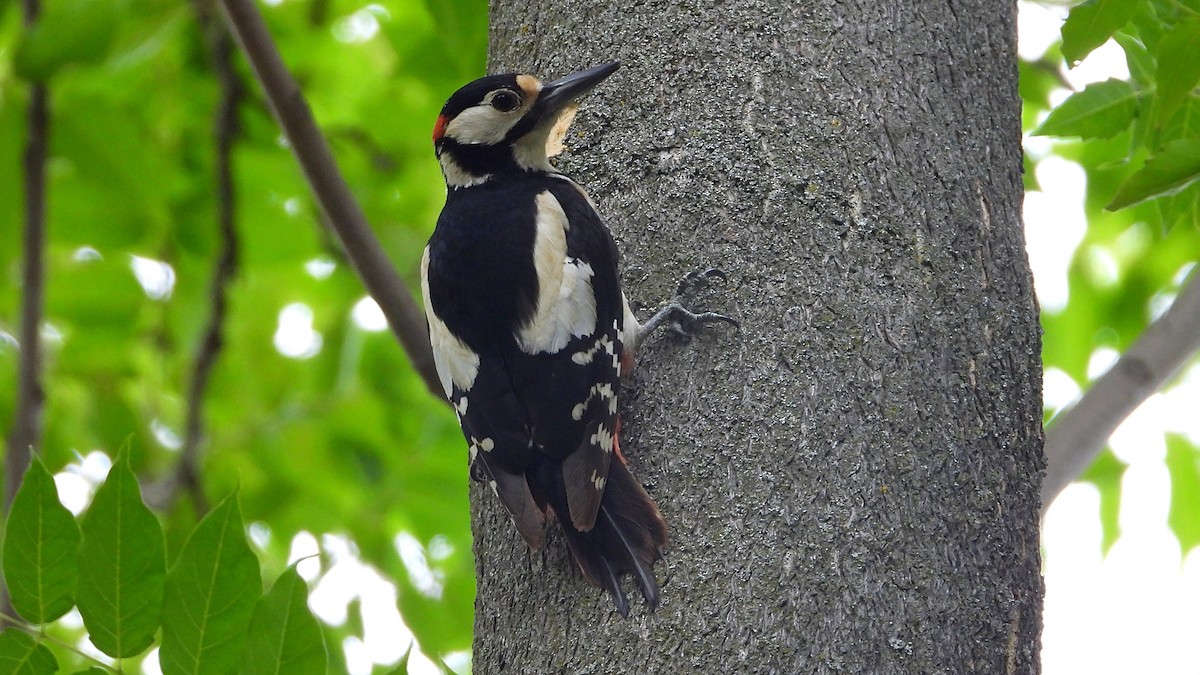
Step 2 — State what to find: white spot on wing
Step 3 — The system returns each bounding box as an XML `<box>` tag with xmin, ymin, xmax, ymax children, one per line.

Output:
<box><xmin>516</xmin><ymin>192</ymin><xmax>598</xmax><ymax>354</ymax></box>
<box><xmin>590</xmin><ymin>424</ymin><xmax>614</xmax><ymax>454</ymax></box>
<box><xmin>421</xmin><ymin>247</ymin><xmax>481</xmax><ymax>396</ymax></box>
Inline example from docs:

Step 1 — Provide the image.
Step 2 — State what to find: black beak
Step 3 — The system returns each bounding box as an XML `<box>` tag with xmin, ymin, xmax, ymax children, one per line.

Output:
<box><xmin>536</xmin><ymin>62</ymin><xmax>620</xmax><ymax>118</ymax></box>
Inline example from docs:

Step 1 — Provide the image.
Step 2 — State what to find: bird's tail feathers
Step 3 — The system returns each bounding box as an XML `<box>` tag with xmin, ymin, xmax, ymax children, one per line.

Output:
<box><xmin>553</xmin><ymin>460</ymin><xmax>668</xmax><ymax>616</ymax></box>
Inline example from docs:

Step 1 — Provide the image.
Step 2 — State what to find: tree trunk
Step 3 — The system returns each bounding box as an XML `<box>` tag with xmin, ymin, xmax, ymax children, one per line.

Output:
<box><xmin>472</xmin><ymin>1</ymin><xmax>1044</xmax><ymax>672</ymax></box>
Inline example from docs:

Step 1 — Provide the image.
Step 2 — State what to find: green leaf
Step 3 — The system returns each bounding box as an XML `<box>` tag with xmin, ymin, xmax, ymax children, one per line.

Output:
<box><xmin>2</xmin><ymin>456</ymin><xmax>81</xmax><ymax>623</ymax></box>
<box><xmin>1108</xmin><ymin>138</ymin><xmax>1200</xmax><ymax>209</ymax></box>
<box><xmin>13</xmin><ymin>0</ymin><xmax>119</xmax><ymax>81</ymax></box>
<box><xmin>1155</xmin><ymin>17</ymin><xmax>1200</xmax><ymax>128</ymax></box>
<box><xmin>1033</xmin><ymin>79</ymin><xmax>1139</xmax><ymax>139</ymax></box>
<box><xmin>77</xmin><ymin>450</ymin><xmax>167</xmax><ymax>658</ymax></box>
<box><xmin>239</xmin><ymin>565</ymin><xmax>327</xmax><ymax>675</ymax></box>
<box><xmin>1061</xmin><ymin>0</ymin><xmax>1143</xmax><ymax>65</ymax></box>
<box><xmin>1079</xmin><ymin>450</ymin><xmax>1126</xmax><ymax>554</ymax></box>
<box><xmin>160</xmin><ymin>493</ymin><xmax>262</xmax><ymax>675</ymax></box>
<box><xmin>1114</xmin><ymin>32</ymin><xmax>1154</xmax><ymax>86</ymax></box>
<box><xmin>71</xmin><ymin>669</ymin><xmax>109</xmax><ymax>675</ymax></box>
<box><xmin>0</xmin><ymin>631</ymin><xmax>58</xmax><ymax>674</ymax></box>
<box><xmin>1165</xmin><ymin>433</ymin><xmax>1200</xmax><ymax>555</ymax></box>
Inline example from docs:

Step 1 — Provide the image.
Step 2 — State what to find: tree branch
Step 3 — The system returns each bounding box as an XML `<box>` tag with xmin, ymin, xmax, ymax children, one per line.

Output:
<box><xmin>1042</xmin><ymin>268</ymin><xmax>1200</xmax><ymax>513</ymax></box>
<box><xmin>216</xmin><ymin>0</ymin><xmax>442</xmax><ymax>398</ymax></box>
<box><xmin>3</xmin><ymin>0</ymin><xmax>49</xmax><ymax>627</ymax></box>
<box><xmin>151</xmin><ymin>14</ymin><xmax>244</xmax><ymax>515</ymax></box>
<box><xmin>5</xmin><ymin>6</ymin><xmax>48</xmax><ymax>515</ymax></box>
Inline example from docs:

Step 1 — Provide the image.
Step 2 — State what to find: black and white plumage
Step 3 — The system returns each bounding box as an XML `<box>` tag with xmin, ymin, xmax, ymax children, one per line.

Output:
<box><xmin>421</xmin><ymin>62</ymin><xmax>668</xmax><ymax>615</ymax></box>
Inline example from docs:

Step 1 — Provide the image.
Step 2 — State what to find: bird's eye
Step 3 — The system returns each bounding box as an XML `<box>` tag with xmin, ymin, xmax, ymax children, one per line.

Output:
<box><xmin>491</xmin><ymin>90</ymin><xmax>521</xmax><ymax>112</ymax></box>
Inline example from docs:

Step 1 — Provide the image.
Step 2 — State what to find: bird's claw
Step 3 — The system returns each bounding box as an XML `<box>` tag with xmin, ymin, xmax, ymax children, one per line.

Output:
<box><xmin>638</xmin><ymin>269</ymin><xmax>739</xmax><ymax>344</ymax></box>
<box><xmin>674</xmin><ymin>268</ymin><xmax>729</xmax><ymax>299</ymax></box>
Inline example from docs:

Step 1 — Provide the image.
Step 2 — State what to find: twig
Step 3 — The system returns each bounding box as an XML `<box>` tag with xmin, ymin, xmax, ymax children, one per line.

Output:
<box><xmin>217</xmin><ymin>0</ymin><xmax>443</xmax><ymax>398</ymax></box>
<box><xmin>5</xmin><ymin>87</ymin><xmax>47</xmax><ymax>511</ymax></box>
<box><xmin>1042</xmin><ymin>268</ymin><xmax>1200</xmax><ymax>513</ymax></box>
<box><xmin>0</xmin><ymin>611</ymin><xmax>118</xmax><ymax>671</ymax></box>
<box><xmin>3</xmin><ymin>0</ymin><xmax>49</xmax><ymax>626</ymax></box>
<box><xmin>162</xmin><ymin>14</ymin><xmax>246</xmax><ymax>515</ymax></box>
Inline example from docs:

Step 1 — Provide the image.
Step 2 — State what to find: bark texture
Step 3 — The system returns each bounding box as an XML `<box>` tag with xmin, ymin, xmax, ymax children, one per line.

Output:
<box><xmin>473</xmin><ymin>1</ymin><xmax>1044</xmax><ymax>672</ymax></box>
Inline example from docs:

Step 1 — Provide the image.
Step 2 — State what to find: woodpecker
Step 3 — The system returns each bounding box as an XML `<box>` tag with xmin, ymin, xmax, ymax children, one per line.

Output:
<box><xmin>421</xmin><ymin>62</ymin><xmax>733</xmax><ymax>615</ymax></box>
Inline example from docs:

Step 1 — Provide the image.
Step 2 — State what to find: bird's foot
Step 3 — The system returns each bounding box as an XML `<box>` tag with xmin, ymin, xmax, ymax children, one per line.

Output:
<box><xmin>637</xmin><ymin>269</ymin><xmax>739</xmax><ymax>344</ymax></box>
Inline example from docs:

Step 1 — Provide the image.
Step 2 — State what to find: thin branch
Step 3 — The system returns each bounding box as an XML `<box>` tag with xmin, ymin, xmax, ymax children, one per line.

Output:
<box><xmin>4</xmin><ymin>0</ymin><xmax>49</xmax><ymax>627</ymax></box>
<box><xmin>5</xmin><ymin>86</ymin><xmax>47</xmax><ymax>512</ymax></box>
<box><xmin>217</xmin><ymin>0</ymin><xmax>443</xmax><ymax>398</ymax></box>
<box><xmin>0</xmin><ymin>611</ymin><xmax>118</xmax><ymax>671</ymax></box>
<box><xmin>1042</xmin><ymin>268</ymin><xmax>1200</xmax><ymax>514</ymax></box>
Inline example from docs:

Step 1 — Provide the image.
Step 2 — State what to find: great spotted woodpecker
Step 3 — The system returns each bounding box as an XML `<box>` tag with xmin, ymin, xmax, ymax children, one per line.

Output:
<box><xmin>421</xmin><ymin>62</ymin><xmax>733</xmax><ymax>615</ymax></box>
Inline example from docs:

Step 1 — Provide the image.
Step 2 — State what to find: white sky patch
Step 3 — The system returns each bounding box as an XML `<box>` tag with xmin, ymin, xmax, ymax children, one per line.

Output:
<box><xmin>141</xmin><ymin>648</ymin><xmax>162</xmax><ymax>675</ymax></box>
<box><xmin>301</xmin><ymin>532</ymin><xmax>441</xmax><ymax>674</ymax></box>
<box><xmin>53</xmin><ymin>472</ymin><xmax>94</xmax><ymax>516</ymax></box>
<box><xmin>288</xmin><ymin>530</ymin><xmax>322</xmax><ymax>582</ymax></box>
<box><xmin>72</xmin><ymin>246</ymin><xmax>102</xmax><ymax>262</ymax></box>
<box><xmin>54</xmin><ymin>450</ymin><xmax>114</xmax><ymax>515</ymax></box>
<box><xmin>1018</xmin><ymin>6</ymin><xmax>1200</xmax><ymax>672</ymax></box>
<box><xmin>395</xmin><ymin>532</ymin><xmax>444</xmax><ymax>600</ymax></box>
<box><xmin>1024</xmin><ymin>156</ymin><xmax>1087</xmax><ymax>313</ymax></box>
<box><xmin>0</xmin><ymin>329</ymin><xmax>16</xmax><ymax>352</ymax></box>
<box><xmin>352</xmin><ymin>296</ymin><xmax>389</xmax><ymax>332</ymax></box>
<box><xmin>151</xmin><ymin>418</ymin><xmax>183</xmax><ymax>451</ymax></box>
<box><xmin>41</xmin><ymin>322</ymin><xmax>63</xmax><ymax>346</ymax></box>
<box><xmin>333</xmin><ymin>5</ymin><xmax>387</xmax><ymax>44</ymax></box>
<box><xmin>274</xmin><ymin>303</ymin><xmax>323</xmax><ymax>359</ymax></box>
<box><xmin>1086</xmin><ymin>346</ymin><xmax>1120</xmax><ymax>381</ymax></box>
<box><xmin>1044</xmin><ymin>392</ymin><xmax>1200</xmax><ymax>675</ymax></box>
<box><xmin>305</xmin><ymin>256</ymin><xmax>337</xmax><ymax>279</ymax></box>
<box><xmin>130</xmin><ymin>255</ymin><xmax>177</xmax><ymax>301</ymax></box>
<box><xmin>1081</xmin><ymin>244</ymin><xmax>1120</xmax><ymax>289</ymax></box>
<box><xmin>1065</xmin><ymin>39</ymin><xmax>1130</xmax><ymax>89</ymax></box>
<box><xmin>248</xmin><ymin>521</ymin><xmax>272</xmax><ymax>551</ymax></box>
<box><xmin>1043</xmin><ymin>367</ymin><xmax>1082</xmax><ymax>414</ymax></box>
<box><xmin>283</xmin><ymin>197</ymin><xmax>302</xmax><ymax>217</ymax></box>
<box><xmin>427</xmin><ymin>534</ymin><xmax>454</xmax><ymax>561</ymax></box>
<box><xmin>1017</xmin><ymin>2</ymin><xmax>1065</xmax><ymax>61</ymax></box>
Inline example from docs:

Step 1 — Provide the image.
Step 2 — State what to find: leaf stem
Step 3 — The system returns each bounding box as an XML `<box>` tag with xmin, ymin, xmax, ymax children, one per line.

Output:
<box><xmin>0</xmin><ymin>611</ymin><xmax>120</xmax><ymax>671</ymax></box>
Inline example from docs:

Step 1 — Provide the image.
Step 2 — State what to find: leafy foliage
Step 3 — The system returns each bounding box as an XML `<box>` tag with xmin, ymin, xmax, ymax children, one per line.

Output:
<box><xmin>0</xmin><ymin>467</ymin><xmax>326</xmax><ymax>674</ymax></box>
<box><xmin>3</xmin><ymin>457</ymin><xmax>81</xmax><ymax>624</ymax></box>
<box><xmin>76</xmin><ymin>451</ymin><xmax>166</xmax><ymax>658</ymax></box>
<box><xmin>1031</xmin><ymin>0</ymin><xmax>1200</xmax><ymax>555</ymax></box>
<box><xmin>1</xmin><ymin>0</ymin><xmax>484</xmax><ymax>669</ymax></box>
<box><xmin>241</xmin><ymin>565</ymin><xmax>328</xmax><ymax>675</ymax></box>
<box><xmin>1165</xmin><ymin>434</ymin><xmax>1200</xmax><ymax>554</ymax></box>
<box><xmin>0</xmin><ymin>631</ymin><xmax>58</xmax><ymax>675</ymax></box>
<box><xmin>161</xmin><ymin>494</ymin><xmax>262</xmax><ymax>675</ymax></box>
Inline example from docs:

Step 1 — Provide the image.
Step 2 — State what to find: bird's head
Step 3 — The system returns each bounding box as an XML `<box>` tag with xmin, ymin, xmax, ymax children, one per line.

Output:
<box><xmin>432</xmin><ymin>62</ymin><xmax>619</xmax><ymax>188</ymax></box>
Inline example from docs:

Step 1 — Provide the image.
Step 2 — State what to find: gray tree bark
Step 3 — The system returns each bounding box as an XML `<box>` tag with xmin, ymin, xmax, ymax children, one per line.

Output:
<box><xmin>472</xmin><ymin>1</ymin><xmax>1044</xmax><ymax>673</ymax></box>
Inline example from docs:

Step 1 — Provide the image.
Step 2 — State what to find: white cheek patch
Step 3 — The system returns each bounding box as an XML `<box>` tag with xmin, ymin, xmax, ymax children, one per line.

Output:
<box><xmin>516</xmin><ymin>192</ymin><xmax>598</xmax><ymax>354</ymax></box>
<box><xmin>421</xmin><ymin>248</ymin><xmax>481</xmax><ymax>397</ymax></box>
<box><xmin>444</xmin><ymin>106</ymin><xmax>522</xmax><ymax>145</ymax></box>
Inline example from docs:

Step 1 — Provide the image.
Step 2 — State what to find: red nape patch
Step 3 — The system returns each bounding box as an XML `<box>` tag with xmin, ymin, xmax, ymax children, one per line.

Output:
<box><xmin>620</xmin><ymin>351</ymin><xmax>635</xmax><ymax>378</ymax></box>
<box><xmin>432</xmin><ymin>114</ymin><xmax>448</xmax><ymax>142</ymax></box>
<box><xmin>613</xmin><ymin>416</ymin><xmax>628</xmax><ymax>465</ymax></box>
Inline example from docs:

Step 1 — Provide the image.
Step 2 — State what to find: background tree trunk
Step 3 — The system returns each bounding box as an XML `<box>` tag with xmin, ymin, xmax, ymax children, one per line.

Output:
<box><xmin>473</xmin><ymin>1</ymin><xmax>1044</xmax><ymax>672</ymax></box>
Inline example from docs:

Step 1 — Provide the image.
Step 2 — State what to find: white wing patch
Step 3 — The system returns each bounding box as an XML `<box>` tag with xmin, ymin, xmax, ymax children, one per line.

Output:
<box><xmin>516</xmin><ymin>191</ymin><xmax>598</xmax><ymax>354</ymax></box>
<box><xmin>421</xmin><ymin>247</ymin><xmax>481</xmax><ymax>397</ymax></box>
